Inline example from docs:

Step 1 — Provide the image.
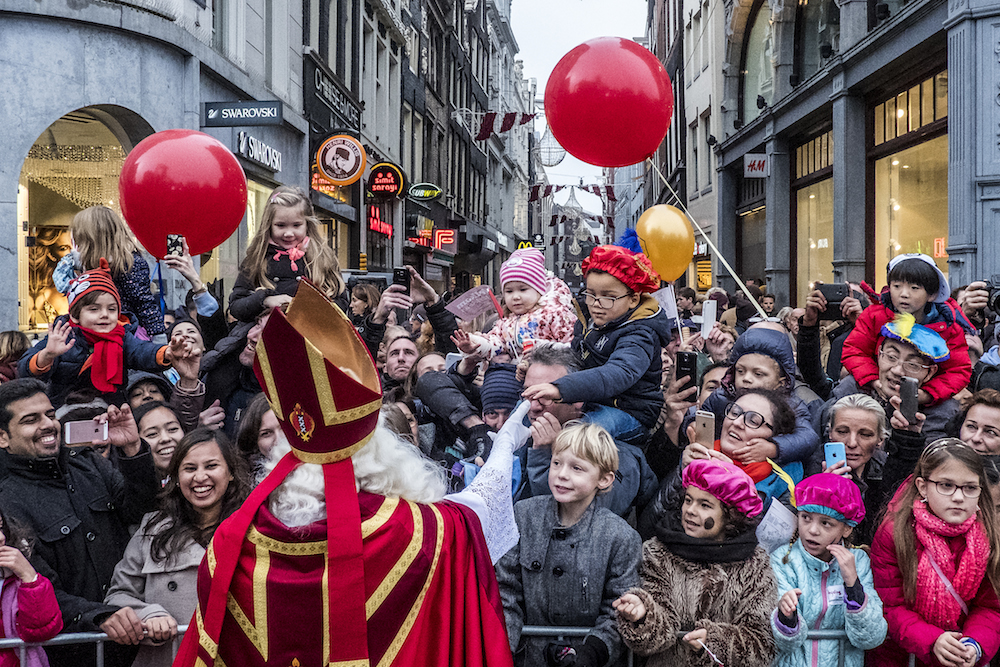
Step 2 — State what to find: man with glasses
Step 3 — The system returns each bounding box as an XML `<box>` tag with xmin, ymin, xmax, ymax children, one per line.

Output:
<box><xmin>812</xmin><ymin>314</ymin><xmax>961</xmax><ymax>446</ymax></box>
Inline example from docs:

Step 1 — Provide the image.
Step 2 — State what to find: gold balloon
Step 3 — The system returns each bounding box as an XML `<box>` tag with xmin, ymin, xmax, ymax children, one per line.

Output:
<box><xmin>634</xmin><ymin>205</ymin><xmax>696</xmax><ymax>282</ymax></box>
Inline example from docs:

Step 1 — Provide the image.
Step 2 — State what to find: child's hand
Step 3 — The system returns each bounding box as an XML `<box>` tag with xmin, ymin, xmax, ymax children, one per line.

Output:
<box><xmin>933</xmin><ymin>632</ymin><xmax>970</xmax><ymax>667</ymax></box>
<box><xmin>682</xmin><ymin>628</ymin><xmax>708</xmax><ymax>650</ymax></box>
<box><xmin>612</xmin><ymin>593</ymin><xmax>647</xmax><ymax>623</ymax></box>
<box><xmin>42</xmin><ymin>320</ymin><xmax>74</xmax><ymax>361</ymax></box>
<box><xmin>262</xmin><ymin>294</ymin><xmax>292</xmax><ymax>310</ymax></box>
<box><xmin>451</xmin><ymin>330</ymin><xmax>478</xmax><ymax>355</ymax></box>
<box><xmin>778</xmin><ymin>588</ymin><xmax>802</xmax><ymax>617</ymax></box>
<box><xmin>522</xmin><ymin>383</ymin><xmax>561</xmax><ymax>404</ymax></box>
<box><xmin>164</xmin><ymin>337</ymin><xmax>193</xmax><ymax>365</ymax></box>
<box><xmin>732</xmin><ymin>437</ymin><xmax>777</xmax><ymax>464</ymax></box>
<box><xmin>0</xmin><ymin>546</ymin><xmax>36</xmax><ymax>583</ymax></box>
<box><xmin>827</xmin><ymin>544</ymin><xmax>857</xmax><ymax>586</ymax></box>
<box><xmin>143</xmin><ymin>615</ymin><xmax>178</xmax><ymax>644</ymax></box>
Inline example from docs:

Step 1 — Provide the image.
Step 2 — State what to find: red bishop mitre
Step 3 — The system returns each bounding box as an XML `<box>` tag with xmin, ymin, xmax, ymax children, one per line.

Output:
<box><xmin>188</xmin><ymin>279</ymin><xmax>382</xmax><ymax>667</ymax></box>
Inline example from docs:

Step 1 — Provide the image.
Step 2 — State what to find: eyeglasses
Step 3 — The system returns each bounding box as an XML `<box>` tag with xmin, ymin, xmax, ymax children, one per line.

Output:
<box><xmin>724</xmin><ymin>402</ymin><xmax>773</xmax><ymax>430</ymax></box>
<box><xmin>879</xmin><ymin>348</ymin><xmax>932</xmax><ymax>375</ymax></box>
<box><xmin>582</xmin><ymin>291</ymin><xmax>632</xmax><ymax>310</ymax></box>
<box><xmin>925</xmin><ymin>479</ymin><xmax>982</xmax><ymax>498</ymax></box>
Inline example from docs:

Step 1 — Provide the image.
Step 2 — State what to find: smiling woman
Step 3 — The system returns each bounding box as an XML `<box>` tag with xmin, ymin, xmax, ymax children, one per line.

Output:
<box><xmin>104</xmin><ymin>428</ymin><xmax>250</xmax><ymax>667</ymax></box>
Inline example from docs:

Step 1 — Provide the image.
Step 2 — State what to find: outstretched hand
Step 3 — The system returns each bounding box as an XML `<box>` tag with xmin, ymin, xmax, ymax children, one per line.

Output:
<box><xmin>100</xmin><ymin>404</ymin><xmax>141</xmax><ymax>457</ymax></box>
<box><xmin>42</xmin><ymin>320</ymin><xmax>75</xmax><ymax>363</ymax></box>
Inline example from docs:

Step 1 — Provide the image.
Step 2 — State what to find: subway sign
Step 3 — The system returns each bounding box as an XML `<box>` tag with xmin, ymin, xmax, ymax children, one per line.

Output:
<box><xmin>407</xmin><ymin>182</ymin><xmax>443</xmax><ymax>201</ymax></box>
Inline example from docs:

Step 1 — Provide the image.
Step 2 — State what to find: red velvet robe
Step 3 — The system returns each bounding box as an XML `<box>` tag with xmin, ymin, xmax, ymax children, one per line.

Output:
<box><xmin>173</xmin><ymin>491</ymin><xmax>513</xmax><ymax>667</ymax></box>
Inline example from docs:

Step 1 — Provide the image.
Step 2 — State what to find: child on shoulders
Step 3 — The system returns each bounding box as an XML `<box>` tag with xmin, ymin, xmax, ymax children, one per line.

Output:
<box><xmin>496</xmin><ymin>423</ymin><xmax>641</xmax><ymax>667</ymax></box>
<box><xmin>842</xmin><ymin>253</ymin><xmax>972</xmax><ymax>406</ymax></box>
<box><xmin>771</xmin><ymin>473</ymin><xmax>887</xmax><ymax>667</ymax></box>
<box><xmin>18</xmin><ymin>261</ymin><xmax>191</xmax><ymax>407</ymax></box>
<box><xmin>522</xmin><ymin>244</ymin><xmax>671</xmax><ymax>444</ymax></box>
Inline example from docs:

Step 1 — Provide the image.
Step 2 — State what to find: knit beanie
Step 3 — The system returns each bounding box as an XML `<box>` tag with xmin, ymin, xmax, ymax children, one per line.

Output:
<box><xmin>500</xmin><ymin>248</ymin><xmax>548</xmax><ymax>296</ymax></box>
<box><xmin>480</xmin><ymin>364</ymin><xmax>523</xmax><ymax>414</ymax></box>
<box><xmin>67</xmin><ymin>258</ymin><xmax>121</xmax><ymax>314</ymax></box>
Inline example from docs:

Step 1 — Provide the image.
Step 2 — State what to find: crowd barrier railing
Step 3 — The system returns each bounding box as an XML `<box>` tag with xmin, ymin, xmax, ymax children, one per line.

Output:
<box><xmin>0</xmin><ymin>624</ymin><xmax>188</xmax><ymax>667</ymax></box>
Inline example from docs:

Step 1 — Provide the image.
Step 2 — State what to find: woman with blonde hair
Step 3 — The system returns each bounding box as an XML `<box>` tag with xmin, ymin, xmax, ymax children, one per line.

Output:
<box><xmin>68</xmin><ymin>206</ymin><xmax>165</xmax><ymax>337</ymax></box>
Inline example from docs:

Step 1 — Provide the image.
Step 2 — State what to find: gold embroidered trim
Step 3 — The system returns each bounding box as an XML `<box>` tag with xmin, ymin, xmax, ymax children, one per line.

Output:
<box><xmin>256</xmin><ymin>341</ymin><xmax>283</xmax><ymax>420</ymax></box>
<box><xmin>306</xmin><ymin>339</ymin><xmax>339</xmax><ymax>420</ymax></box>
<box><xmin>247</xmin><ymin>526</ymin><xmax>327</xmax><ymax>555</ymax></box>
<box><xmin>361</xmin><ymin>497</ymin><xmax>399</xmax><ymax>539</ymax></box>
<box><xmin>323</xmin><ymin>555</ymin><xmax>330</xmax><ymax>666</ymax></box>
<box><xmin>365</xmin><ymin>501</ymin><xmax>422</xmax><ymax>619</ymax></box>
<box><xmin>292</xmin><ymin>431</ymin><xmax>375</xmax><ymax>464</ymax></box>
<box><xmin>196</xmin><ymin>606</ymin><xmax>218</xmax><ymax>657</ymax></box>
<box><xmin>328</xmin><ymin>661</ymin><xmax>369</xmax><ymax>666</ymax></box>
<box><xmin>375</xmin><ymin>504</ymin><xmax>444</xmax><ymax>667</ymax></box>
<box><xmin>206</xmin><ymin>542</ymin><xmax>217</xmax><ymax>576</ymax></box>
<box><xmin>225</xmin><ymin>543</ymin><xmax>271</xmax><ymax>661</ymax></box>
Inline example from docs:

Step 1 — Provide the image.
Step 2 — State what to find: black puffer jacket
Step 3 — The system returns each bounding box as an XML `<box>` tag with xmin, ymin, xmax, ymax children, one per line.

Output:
<box><xmin>200</xmin><ymin>321</ymin><xmax>262</xmax><ymax>438</ymax></box>
<box><xmin>0</xmin><ymin>445</ymin><xmax>159</xmax><ymax>631</ymax></box>
<box><xmin>554</xmin><ymin>295</ymin><xmax>672</xmax><ymax>429</ymax></box>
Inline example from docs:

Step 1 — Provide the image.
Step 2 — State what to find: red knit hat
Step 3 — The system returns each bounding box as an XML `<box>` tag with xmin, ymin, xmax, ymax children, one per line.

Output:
<box><xmin>582</xmin><ymin>245</ymin><xmax>661</xmax><ymax>293</ymax></box>
<box><xmin>67</xmin><ymin>258</ymin><xmax>121</xmax><ymax>313</ymax></box>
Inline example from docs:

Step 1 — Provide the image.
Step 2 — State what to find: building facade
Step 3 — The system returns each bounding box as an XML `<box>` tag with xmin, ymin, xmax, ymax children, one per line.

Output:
<box><xmin>707</xmin><ymin>0</ymin><xmax>998</xmax><ymax>308</ymax></box>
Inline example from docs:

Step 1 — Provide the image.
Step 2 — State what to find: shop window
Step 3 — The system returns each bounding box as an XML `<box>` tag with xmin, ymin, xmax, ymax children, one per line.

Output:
<box><xmin>795</xmin><ymin>179</ymin><xmax>834</xmax><ymax>306</ymax></box>
<box><xmin>796</xmin><ymin>0</ymin><xmax>839</xmax><ymax>81</ymax></box>
<box><xmin>873</xmin><ymin>134</ymin><xmax>948</xmax><ymax>288</ymax></box>
<box><xmin>738</xmin><ymin>206</ymin><xmax>767</xmax><ymax>284</ymax></box>
<box><xmin>741</xmin><ymin>0</ymin><xmax>775</xmax><ymax>124</ymax></box>
<box><xmin>795</xmin><ymin>131</ymin><xmax>834</xmax><ymax>179</ymax></box>
<box><xmin>17</xmin><ymin>108</ymin><xmax>151</xmax><ymax>331</ymax></box>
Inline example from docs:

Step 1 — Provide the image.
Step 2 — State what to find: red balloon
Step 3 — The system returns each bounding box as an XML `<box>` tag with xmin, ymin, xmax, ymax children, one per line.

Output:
<box><xmin>119</xmin><ymin>130</ymin><xmax>248</xmax><ymax>259</ymax></box>
<box><xmin>545</xmin><ymin>37</ymin><xmax>674</xmax><ymax>168</ymax></box>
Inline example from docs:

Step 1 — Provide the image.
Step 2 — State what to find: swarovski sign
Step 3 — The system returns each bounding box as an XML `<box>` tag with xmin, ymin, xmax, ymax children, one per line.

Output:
<box><xmin>204</xmin><ymin>101</ymin><xmax>283</xmax><ymax>127</ymax></box>
<box><xmin>236</xmin><ymin>132</ymin><xmax>282</xmax><ymax>172</ymax></box>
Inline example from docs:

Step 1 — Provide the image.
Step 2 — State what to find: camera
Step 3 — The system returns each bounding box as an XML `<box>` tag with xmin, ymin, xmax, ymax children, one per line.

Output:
<box><xmin>987</xmin><ymin>275</ymin><xmax>1000</xmax><ymax>314</ymax></box>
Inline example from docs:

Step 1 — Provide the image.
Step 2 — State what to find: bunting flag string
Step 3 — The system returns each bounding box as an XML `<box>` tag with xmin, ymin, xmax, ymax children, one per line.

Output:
<box><xmin>528</xmin><ymin>182</ymin><xmax>632</xmax><ymax>202</ymax></box>
<box><xmin>532</xmin><ymin>185</ymin><xmax>568</xmax><ymax>203</ymax></box>
<box><xmin>471</xmin><ymin>111</ymin><xmax>536</xmax><ymax>141</ymax></box>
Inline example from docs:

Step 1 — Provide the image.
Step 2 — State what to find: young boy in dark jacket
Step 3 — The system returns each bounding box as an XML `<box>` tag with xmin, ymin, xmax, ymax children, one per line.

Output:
<box><xmin>496</xmin><ymin>422</ymin><xmax>641</xmax><ymax>667</ymax></box>
<box><xmin>19</xmin><ymin>260</ymin><xmax>190</xmax><ymax>408</ymax></box>
<box><xmin>522</xmin><ymin>245</ymin><xmax>670</xmax><ymax>444</ymax></box>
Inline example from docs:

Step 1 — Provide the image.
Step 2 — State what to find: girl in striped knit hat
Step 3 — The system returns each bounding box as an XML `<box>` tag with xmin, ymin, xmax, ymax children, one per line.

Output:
<box><xmin>454</xmin><ymin>247</ymin><xmax>576</xmax><ymax>362</ymax></box>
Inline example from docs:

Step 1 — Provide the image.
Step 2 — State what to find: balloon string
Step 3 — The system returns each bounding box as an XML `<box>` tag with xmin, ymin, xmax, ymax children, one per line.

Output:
<box><xmin>645</xmin><ymin>159</ymin><xmax>769</xmax><ymax>320</ymax></box>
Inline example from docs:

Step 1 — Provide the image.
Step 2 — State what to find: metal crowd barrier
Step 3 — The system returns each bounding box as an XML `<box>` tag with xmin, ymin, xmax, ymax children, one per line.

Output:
<box><xmin>0</xmin><ymin>624</ymin><xmax>188</xmax><ymax>667</ymax></box>
<box><xmin>0</xmin><ymin>624</ymin><xmax>866</xmax><ymax>667</ymax></box>
<box><xmin>522</xmin><ymin>625</ymin><xmax>861</xmax><ymax>667</ymax></box>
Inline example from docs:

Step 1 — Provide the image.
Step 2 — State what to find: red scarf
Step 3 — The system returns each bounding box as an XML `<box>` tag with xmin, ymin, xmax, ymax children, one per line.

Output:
<box><xmin>713</xmin><ymin>440</ymin><xmax>772</xmax><ymax>482</ymax></box>
<box><xmin>272</xmin><ymin>237</ymin><xmax>309</xmax><ymax>272</ymax></box>
<box><xmin>71</xmin><ymin>322</ymin><xmax>126</xmax><ymax>393</ymax></box>
<box><xmin>913</xmin><ymin>496</ymin><xmax>990</xmax><ymax>629</ymax></box>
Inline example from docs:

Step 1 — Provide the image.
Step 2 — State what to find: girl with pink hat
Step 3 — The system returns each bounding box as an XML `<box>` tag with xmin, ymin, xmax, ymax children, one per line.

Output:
<box><xmin>613</xmin><ymin>458</ymin><xmax>776</xmax><ymax>667</ymax></box>
<box><xmin>770</xmin><ymin>473</ymin><xmax>887</xmax><ymax>667</ymax></box>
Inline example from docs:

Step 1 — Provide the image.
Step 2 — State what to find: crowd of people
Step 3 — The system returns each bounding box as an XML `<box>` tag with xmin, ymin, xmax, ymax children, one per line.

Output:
<box><xmin>0</xmin><ymin>184</ymin><xmax>999</xmax><ymax>667</ymax></box>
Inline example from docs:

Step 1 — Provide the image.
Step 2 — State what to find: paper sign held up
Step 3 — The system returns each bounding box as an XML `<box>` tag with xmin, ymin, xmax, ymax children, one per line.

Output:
<box><xmin>445</xmin><ymin>285</ymin><xmax>503</xmax><ymax>321</ymax></box>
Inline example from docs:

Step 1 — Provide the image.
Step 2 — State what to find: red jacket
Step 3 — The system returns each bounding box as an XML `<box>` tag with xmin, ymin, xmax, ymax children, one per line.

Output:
<box><xmin>0</xmin><ymin>574</ymin><xmax>63</xmax><ymax>667</ymax></box>
<box><xmin>841</xmin><ymin>300</ymin><xmax>971</xmax><ymax>404</ymax></box>
<box><xmin>869</xmin><ymin>517</ymin><xmax>1000</xmax><ymax>667</ymax></box>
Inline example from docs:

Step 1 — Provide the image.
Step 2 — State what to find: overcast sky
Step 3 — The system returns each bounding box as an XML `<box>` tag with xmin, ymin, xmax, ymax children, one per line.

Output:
<box><xmin>510</xmin><ymin>0</ymin><xmax>648</xmax><ymax>214</ymax></box>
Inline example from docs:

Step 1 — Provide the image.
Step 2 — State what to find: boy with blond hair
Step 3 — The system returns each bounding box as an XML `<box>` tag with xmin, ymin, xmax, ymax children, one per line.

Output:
<box><xmin>496</xmin><ymin>423</ymin><xmax>641</xmax><ymax>667</ymax></box>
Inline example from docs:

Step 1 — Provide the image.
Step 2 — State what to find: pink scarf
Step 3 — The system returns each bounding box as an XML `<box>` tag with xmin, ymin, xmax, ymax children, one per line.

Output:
<box><xmin>913</xmin><ymin>497</ymin><xmax>990</xmax><ymax>628</ymax></box>
<box><xmin>272</xmin><ymin>237</ymin><xmax>309</xmax><ymax>272</ymax></box>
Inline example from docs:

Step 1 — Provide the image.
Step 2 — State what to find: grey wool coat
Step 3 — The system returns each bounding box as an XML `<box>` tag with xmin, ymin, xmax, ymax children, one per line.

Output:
<box><xmin>105</xmin><ymin>512</ymin><xmax>204</xmax><ymax>667</ymax></box>
<box><xmin>618</xmin><ymin>538</ymin><xmax>777</xmax><ymax>667</ymax></box>
<box><xmin>495</xmin><ymin>495</ymin><xmax>642</xmax><ymax>667</ymax></box>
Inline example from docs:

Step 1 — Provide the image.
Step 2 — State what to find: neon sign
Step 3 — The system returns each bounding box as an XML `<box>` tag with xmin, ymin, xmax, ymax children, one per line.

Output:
<box><xmin>368</xmin><ymin>206</ymin><xmax>393</xmax><ymax>237</ymax></box>
<box><xmin>407</xmin><ymin>228</ymin><xmax>456</xmax><ymax>251</ymax></box>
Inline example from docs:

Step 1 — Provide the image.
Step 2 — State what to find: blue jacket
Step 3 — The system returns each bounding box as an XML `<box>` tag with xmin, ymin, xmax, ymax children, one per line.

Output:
<box><xmin>18</xmin><ymin>315</ymin><xmax>166</xmax><ymax>407</ymax></box>
<box><xmin>770</xmin><ymin>539</ymin><xmax>887</xmax><ymax>667</ymax></box>
<box><xmin>696</xmin><ymin>327</ymin><xmax>821</xmax><ymax>464</ymax></box>
<box><xmin>554</xmin><ymin>295</ymin><xmax>672</xmax><ymax>429</ymax></box>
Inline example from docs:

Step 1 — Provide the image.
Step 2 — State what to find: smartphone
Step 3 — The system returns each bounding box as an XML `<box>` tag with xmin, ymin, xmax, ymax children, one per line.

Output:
<box><xmin>166</xmin><ymin>234</ymin><xmax>185</xmax><ymax>257</ymax></box>
<box><xmin>701</xmin><ymin>300</ymin><xmax>717</xmax><ymax>338</ymax></box>
<box><xmin>676</xmin><ymin>351</ymin><xmax>698</xmax><ymax>395</ymax></box>
<box><xmin>64</xmin><ymin>420</ymin><xmax>109</xmax><ymax>445</ymax></box>
<box><xmin>393</xmin><ymin>266</ymin><xmax>411</xmax><ymax>295</ymax></box>
<box><xmin>824</xmin><ymin>441</ymin><xmax>847</xmax><ymax>470</ymax></box>
<box><xmin>694</xmin><ymin>410</ymin><xmax>716</xmax><ymax>446</ymax></box>
<box><xmin>817</xmin><ymin>283</ymin><xmax>854</xmax><ymax>320</ymax></box>
<box><xmin>900</xmin><ymin>376</ymin><xmax>919</xmax><ymax>425</ymax></box>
